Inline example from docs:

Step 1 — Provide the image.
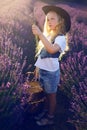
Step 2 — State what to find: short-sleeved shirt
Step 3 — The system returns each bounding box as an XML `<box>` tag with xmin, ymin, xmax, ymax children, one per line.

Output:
<box><xmin>35</xmin><ymin>35</ymin><xmax>66</xmax><ymax>71</ymax></box>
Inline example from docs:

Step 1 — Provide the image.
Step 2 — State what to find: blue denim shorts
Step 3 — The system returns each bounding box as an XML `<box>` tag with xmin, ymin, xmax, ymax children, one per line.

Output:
<box><xmin>39</xmin><ymin>69</ymin><xmax>60</xmax><ymax>94</ymax></box>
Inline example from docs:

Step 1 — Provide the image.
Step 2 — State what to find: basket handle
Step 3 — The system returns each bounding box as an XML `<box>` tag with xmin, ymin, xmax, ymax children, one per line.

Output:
<box><xmin>26</xmin><ymin>71</ymin><xmax>38</xmax><ymax>81</ymax></box>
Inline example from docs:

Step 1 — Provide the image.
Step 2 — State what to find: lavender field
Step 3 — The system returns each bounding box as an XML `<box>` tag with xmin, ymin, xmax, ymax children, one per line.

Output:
<box><xmin>0</xmin><ymin>0</ymin><xmax>87</xmax><ymax>130</ymax></box>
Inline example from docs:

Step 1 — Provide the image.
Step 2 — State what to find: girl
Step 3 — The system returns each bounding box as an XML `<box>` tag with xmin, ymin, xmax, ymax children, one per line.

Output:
<box><xmin>32</xmin><ymin>5</ymin><xmax>71</xmax><ymax>126</ymax></box>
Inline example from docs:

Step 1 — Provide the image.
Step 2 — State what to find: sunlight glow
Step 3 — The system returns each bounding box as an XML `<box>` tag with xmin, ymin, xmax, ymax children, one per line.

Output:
<box><xmin>0</xmin><ymin>0</ymin><xmax>32</xmax><ymax>19</ymax></box>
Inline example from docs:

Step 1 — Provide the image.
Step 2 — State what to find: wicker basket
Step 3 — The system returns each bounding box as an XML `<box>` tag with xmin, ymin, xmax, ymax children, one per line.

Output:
<box><xmin>24</xmin><ymin>81</ymin><xmax>45</xmax><ymax>114</ymax></box>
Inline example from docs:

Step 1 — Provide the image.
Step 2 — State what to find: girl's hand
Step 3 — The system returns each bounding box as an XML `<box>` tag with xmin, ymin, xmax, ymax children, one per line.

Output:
<box><xmin>32</xmin><ymin>24</ymin><xmax>42</xmax><ymax>36</ymax></box>
<box><xmin>34</xmin><ymin>67</ymin><xmax>39</xmax><ymax>81</ymax></box>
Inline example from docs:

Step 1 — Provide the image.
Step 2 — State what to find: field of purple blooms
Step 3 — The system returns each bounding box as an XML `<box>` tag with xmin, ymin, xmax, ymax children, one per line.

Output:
<box><xmin>60</xmin><ymin>23</ymin><xmax>87</xmax><ymax>130</ymax></box>
<box><xmin>0</xmin><ymin>0</ymin><xmax>87</xmax><ymax>130</ymax></box>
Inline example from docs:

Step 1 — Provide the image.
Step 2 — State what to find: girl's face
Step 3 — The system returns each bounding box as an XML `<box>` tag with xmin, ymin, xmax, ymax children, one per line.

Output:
<box><xmin>46</xmin><ymin>11</ymin><xmax>60</xmax><ymax>31</ymax></box>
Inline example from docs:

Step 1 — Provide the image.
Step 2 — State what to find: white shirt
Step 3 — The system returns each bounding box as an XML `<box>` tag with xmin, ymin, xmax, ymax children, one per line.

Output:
<box><xmin>35</xmin><ymin>35</ymin><xmax>66</xmax><ymax>71</ymax></box>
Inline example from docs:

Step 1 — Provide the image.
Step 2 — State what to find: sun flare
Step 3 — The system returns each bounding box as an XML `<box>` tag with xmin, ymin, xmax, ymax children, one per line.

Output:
<box><xmin>0</xmin><ymin>0</ymin><xmax>33</xmax><ymax>19</ymax></box>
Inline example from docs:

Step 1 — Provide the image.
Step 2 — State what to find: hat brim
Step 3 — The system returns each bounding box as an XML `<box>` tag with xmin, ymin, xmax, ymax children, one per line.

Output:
<box><xmin>42</xmin><ymin>5</ymin><xmax>71</xmax><ymax>32</ymax></box>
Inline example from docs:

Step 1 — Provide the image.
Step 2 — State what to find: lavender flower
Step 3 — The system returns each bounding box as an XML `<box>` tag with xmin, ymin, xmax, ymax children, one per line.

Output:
<box><xmin>60</xmin><ymin>19</ymin><xmax>87</xmax><ymax>129</ymax></box>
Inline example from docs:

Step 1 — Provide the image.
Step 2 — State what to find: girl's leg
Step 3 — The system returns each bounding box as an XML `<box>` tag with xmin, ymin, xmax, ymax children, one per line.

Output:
<box><xmin>36</xmin><ymin>93</ymin><xmax>57</xmax><ymax>126</ymax></box>
<box><xmin>47</xmin><ymin>93</ymin><xmax>57</xmax><ymax>116</ymax></box>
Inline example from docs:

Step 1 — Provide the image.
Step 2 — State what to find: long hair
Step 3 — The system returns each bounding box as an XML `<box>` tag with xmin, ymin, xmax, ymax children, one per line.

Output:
<box><xmin>35</xmin><ymin>12</ymin><xmax>69</xmax><ymax>57</ymax></box>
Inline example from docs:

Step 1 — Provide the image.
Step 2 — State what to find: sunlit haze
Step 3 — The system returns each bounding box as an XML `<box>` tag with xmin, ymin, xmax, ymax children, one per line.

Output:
<box><xmin>0</xmin><ymin>0</ymin><xmax>33</xmax><ymax>20</ymax></box>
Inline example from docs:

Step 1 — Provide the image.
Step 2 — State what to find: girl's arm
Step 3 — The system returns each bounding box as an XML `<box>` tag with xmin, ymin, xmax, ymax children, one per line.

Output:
<box><xmin>34</xmin><ymin>67</ymin><xmax>39</xmax><ymax>80</ymax></box>
<box><xmin>32</xmin><ymin>24</ymin><xmax>61</xmax><ymax>54</ymax></box>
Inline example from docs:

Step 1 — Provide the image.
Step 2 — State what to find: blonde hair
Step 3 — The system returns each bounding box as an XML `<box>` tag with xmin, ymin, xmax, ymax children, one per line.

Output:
<box><xmin>35</xmin><ymin>12</ymin><xmax>69</xmax><ymax>58</ymax></box>
<box><xmin>44</xmin><ymin>13</ymin><xmax>66</xmax><ymax>41</ymax></box>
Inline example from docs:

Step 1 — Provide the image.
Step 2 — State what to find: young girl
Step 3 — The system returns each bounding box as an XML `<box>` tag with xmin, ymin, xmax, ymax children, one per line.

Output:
<box><xmin>32</xmin><ymin>5</ymin><xmax>71</xmax><ymax>126</ymax></box>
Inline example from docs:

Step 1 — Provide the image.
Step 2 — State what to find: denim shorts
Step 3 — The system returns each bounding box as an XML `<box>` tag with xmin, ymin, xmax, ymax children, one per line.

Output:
<box><xmin>39</xmin><ymin>69</ymin><xmax>60</xmax><ymax>94</ymax></box>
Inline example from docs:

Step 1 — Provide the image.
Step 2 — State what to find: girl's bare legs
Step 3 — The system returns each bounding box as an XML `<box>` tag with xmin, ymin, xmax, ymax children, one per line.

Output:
<box><xmin>44</xmin><ymin>93</ymin><xmax>56</xmax><ymax>116</ymax></box>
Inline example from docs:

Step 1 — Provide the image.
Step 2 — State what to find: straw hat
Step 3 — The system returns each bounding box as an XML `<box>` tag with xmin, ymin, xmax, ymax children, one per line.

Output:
<box><xmin>42</xmin><ymin>5</ymin><xmax>71</xmax><ymax>32</ymax></box>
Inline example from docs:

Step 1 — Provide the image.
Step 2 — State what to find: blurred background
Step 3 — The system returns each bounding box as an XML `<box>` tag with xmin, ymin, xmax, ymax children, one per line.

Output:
<box><xmin>0</xmin><ymin>0</ymin><xmax>87</xmax><ymax>130</ymax></box>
